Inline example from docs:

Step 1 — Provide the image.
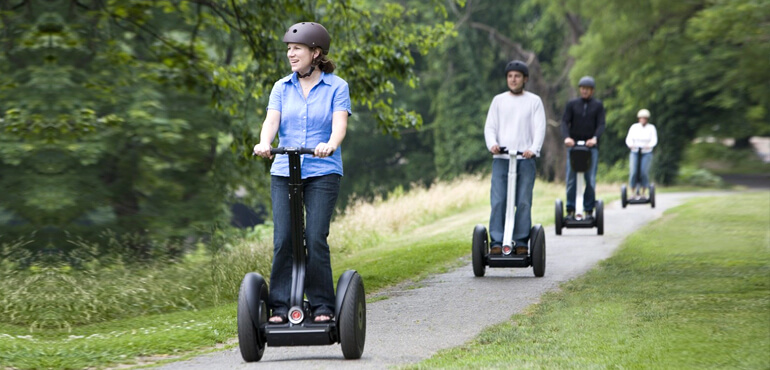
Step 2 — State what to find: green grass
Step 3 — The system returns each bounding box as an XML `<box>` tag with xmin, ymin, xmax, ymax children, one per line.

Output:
<box><xmin>0</xmin><ymin>179</ymin><xmax>618</xmax><ymax>369</ymax></box>
<box><xmin>412</xmin><ymin>192</ymin><xmax>770</xmax><ymax>369</ymax></box>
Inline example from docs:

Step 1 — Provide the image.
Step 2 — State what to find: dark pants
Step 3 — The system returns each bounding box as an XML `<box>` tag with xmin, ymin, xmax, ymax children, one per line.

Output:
<box><xmin>269</xmin><ymin>174</ymin><xmax>340</xmax><ymax>317</ymax></box>
<box><xmin>566</xmin><ymin>147</ymin><xmax>599</xmax><ymax>213</ymax></box>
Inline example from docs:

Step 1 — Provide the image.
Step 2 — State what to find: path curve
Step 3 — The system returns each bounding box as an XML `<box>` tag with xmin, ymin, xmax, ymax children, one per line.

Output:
<box><xmin>158</xmin><ymin>192</ymin><xmax>716</xmax><ymax>370</ymax></box>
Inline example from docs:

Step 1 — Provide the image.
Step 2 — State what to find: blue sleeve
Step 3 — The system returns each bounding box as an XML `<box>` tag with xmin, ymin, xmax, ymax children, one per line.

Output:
<box><xmin>267</xmin><ymin>81</ymin><xmax>282</xmax><ymax>112</ymax></box>
<box><xmin>333</xmin><ymin>81</ymin><xmax>352</xmax><ymax>116</ymax></box>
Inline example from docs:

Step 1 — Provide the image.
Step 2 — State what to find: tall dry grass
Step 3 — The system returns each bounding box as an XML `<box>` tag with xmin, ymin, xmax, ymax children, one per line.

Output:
<box><xmin>328</xmin><ymin>174</ymin><xmax>489</xmax><ymax>254</ymax></box>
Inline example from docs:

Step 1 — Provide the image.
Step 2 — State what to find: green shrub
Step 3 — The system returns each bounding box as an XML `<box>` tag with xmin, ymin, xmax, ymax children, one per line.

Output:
<box><xmin>676</xmin><ymin>165</ymin><xmax>725</xmax><ymax>187</ymax></box>
<box><xmin>598</xmin><ymin>159</ymin><xmax>630</xmax><ymax>184</ymax></box>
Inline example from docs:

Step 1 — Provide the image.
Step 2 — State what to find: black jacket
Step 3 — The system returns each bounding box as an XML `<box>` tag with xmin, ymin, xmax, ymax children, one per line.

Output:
<box><xmin>561</xmin><ymin>97</ymin><xmax>606</xmax><ymax>143</ymax></box>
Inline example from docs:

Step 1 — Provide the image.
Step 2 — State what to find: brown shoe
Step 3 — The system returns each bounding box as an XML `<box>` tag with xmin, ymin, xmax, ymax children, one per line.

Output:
<box><xmin>514</xmin><ymin>246</ymin><xmax>528</xmax><ymax>255</ymax></box>
<box><xmin>489</xmin><ymin>246</ymin><xmax>502</xmax><ymax>255</ymax></box>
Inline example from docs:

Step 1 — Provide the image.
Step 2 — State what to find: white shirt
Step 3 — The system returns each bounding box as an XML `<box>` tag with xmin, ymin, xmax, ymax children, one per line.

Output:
<box><xmin>625</xmin><ymin>122</ymin><xmax>658</xmax><ymax>153</ymax></box>
<box><xmin>484</xmin><ymin>91</ymin><xmax>546</xmax><ymax>159</ymax></box>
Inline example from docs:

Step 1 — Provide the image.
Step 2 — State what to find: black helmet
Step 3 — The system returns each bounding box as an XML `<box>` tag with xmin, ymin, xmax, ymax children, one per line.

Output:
<box><xmin>283</xmin><ymin>22</ymin><xmax>331</xmax><ymax>54</ymax></box>
<box><xmin>578</xmin><ymin>76</ymin><xmax>595</xmax><ymax>88</ymax></box>
<box><xmin>504</xmin><ymin>60</ymin><xmax>529</xmax><ymax>77</ymax></box>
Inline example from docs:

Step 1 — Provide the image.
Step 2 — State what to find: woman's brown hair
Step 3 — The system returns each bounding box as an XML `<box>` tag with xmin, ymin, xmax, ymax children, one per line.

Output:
<box><xmin>312</xmin><ymin>47</ymin><xmax>336</xmax><ymax>73</ymax></box>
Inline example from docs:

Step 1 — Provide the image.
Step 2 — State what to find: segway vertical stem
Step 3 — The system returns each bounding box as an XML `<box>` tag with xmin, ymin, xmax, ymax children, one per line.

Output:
<box><xmin>501</xmin><ymin>148</ymin><xmax>523</xmax><ymax>255</ymax></box>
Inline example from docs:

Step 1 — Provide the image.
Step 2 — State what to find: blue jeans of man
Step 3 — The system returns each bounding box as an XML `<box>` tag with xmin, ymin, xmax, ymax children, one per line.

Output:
<box><xmin>269</xmin><ymin>174</ymin><xmax>340</xmax><ymax>317</ymax></box>
<box><xmin>566</xmin><ymin>147</ymin><xmax>599</xmax><ymax>213</ymax></box>
<box><xmin>629</xmin><ymin>151</ymin><xmax>653</xmax><ymax>190</ymax></box>
<box><xmin>489</xmin><ymin>158</ymin><xmax>536</xmax><ymax>247</ymax></box>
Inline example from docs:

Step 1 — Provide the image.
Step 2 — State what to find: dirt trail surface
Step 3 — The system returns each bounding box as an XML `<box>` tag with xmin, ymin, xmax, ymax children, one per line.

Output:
<box><xmin>157</xmin><ymin>192</ymin><xmax>719</xmax><ymax>370</ymax></box>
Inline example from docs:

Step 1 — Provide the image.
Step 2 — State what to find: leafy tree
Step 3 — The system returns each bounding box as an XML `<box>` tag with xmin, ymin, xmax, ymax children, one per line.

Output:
<box><xmin>570</xmin><ymin>0</ymin><xmax>770</xmax><ymax>183</ymax></box>
<box><xmin>0</xmin><ymin>0</ymin><xmax>455</xmax><ymax>259</ymax></box>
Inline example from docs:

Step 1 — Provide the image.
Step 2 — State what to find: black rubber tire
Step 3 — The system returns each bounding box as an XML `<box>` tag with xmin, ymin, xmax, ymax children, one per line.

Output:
<box><xmin>554</xmin><ymin>199</ymin><xmax>563</xmax><ymax>235</ymax></box>
<box><xmin>339</xmin><ymin>272</ymin><xmax>366</xmax><ymax>359</ymax></box>
<box><xmin>237</xmin><ymin>274</ymin><xmax>268</xmax><ymax>362</ymax></box>
<box><xmin>472</xmin><ymin>225</ymin><xmax>488</xmax><ymax>277</ymax></box>
<box><xmin>596</xmin><ymin>200</ymin><xmax>604</xmax><ymax>235</ymax></box>
<box><xmin>621</xmin><ymin>184</ymin><xmax>627</xmax><ymax>208</ymax></box>
<box><xmin>650</xmin><ymin>184</ymin><xmax>656</xmax><ymax>208</ymax></box>
<box><xmin>530</xmin><ymin>225</ymin><xmax>546</xmax><ymax>277</ymax></box>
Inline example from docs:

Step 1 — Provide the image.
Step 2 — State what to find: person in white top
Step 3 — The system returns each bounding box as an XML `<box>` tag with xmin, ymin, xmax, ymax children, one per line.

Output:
<box><xmin>484</xmin><ymin>60</ymin><xmax>546</xmax><ymax>255</ymax></box>
<box><xmin>625</xmin><ymin>109</ymin><xmax>658</xmax><ymax>198</ymax></box>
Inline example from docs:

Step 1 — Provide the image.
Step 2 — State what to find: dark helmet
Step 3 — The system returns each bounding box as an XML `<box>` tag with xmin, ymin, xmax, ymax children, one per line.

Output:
<box><xmin>282</xmin><ymin>22</ymin><xmax>331</xmax><ymax>54</ymax></box>
<box><xmin>504</xmin><ymin>60</ymin><xmax>529</xmax><ymax>77</ymax></box>
<box><xmin>578</xmin><ymin>76</ymin><xmax>595</xmax><ymax>88</ymax></box>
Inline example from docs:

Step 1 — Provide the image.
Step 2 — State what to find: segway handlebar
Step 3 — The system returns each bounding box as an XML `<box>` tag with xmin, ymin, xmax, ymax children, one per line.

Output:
<box><xmin>498</xmin><ymin>147</ymin><xmax>525</xmax><ymax>156</ymax></box>
<box><xmin>269</xmin><ymin>147</ymin><xmax>326</xmax><ymax>155</ymax></box>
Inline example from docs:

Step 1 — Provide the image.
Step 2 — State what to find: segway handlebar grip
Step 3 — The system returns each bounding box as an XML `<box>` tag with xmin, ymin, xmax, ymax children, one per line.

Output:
<box><xmin>498</xmin><ymin>147</ymin><xmax>525</xmax><ymax>156</ymax></box>
<box><xmin>269</xmin><ymin>147</ymin><xmax>324</xmax><ymax>155</ymax></box>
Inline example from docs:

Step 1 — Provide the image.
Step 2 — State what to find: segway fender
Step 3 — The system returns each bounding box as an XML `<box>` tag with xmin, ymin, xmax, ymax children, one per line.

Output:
<box><xmin>335</xmin><ymin>270</ymin><xmax>357</xmax><ymax>320</ymax></box>
<box><xmin>242</xmin><ymin>272</ymin><xmax>267</xmax><ymax>327</ymax></box>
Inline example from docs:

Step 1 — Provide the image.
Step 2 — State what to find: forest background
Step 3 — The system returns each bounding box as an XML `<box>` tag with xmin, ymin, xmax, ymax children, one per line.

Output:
<box><xmin>0</xmin><ymin>0</ymin><xmax>767</xmax><ymax>263</ymax></box>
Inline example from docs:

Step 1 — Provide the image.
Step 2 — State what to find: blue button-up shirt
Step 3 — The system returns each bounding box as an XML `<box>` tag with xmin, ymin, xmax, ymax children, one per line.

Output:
<box><xmin>267</xmin><ymin>71</ymin><xmax>352</xmax><ymax>179</ymax></box>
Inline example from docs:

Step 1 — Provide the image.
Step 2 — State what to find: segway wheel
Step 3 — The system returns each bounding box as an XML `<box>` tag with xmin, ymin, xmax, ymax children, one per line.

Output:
<box><xmin>339</xmin><ymin>272</ymin><xmax>366</xmax><ymax>359</ymax></box>
<box><xmin>530</xmin><ymin>225</ymin><xmax>546</xmax><ymax>277</ymax></box>
<box><xmin>237</xmin><ymin>273</ymin><xmax>268</xmax><ymax>362</ymax></box>
<box><xmin>554</xmin><ymin>199</ymin><xmax>563</xmax><ymax>236</ymax></box>
<box><xmin>472</xmin><ymin>225</ymin><xmax>488</xmax><ymax>277</ymax></box>
<box><xmin>596</xmin><ymin>200</ymin><xmax>604</xmax><ymax>235</ymax></box>
<box><xmin>620</xmin><ymin>184</ymin><xmax>627</xmax><ymax>208</ymax></box>
<box><xmin>650</xmin><ymin>184</ymin><xmax>656</xmax><ymax>208</ymax></box>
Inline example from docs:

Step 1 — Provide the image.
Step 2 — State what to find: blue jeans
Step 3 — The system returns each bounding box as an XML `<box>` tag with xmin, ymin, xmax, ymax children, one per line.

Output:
<box><xmin>269</xmin><ymin>174</ymin><xmax>340</xmax><ymax>317</ymax></box>
<box><xmin>490</xmin><ymin>158</ymin><xmax>536</xmax><ymax>247</ymax></box>
<box><xmin>629</xmin><ymin>151</ymin><xmax>653</xmax><ymax>190</ymax></box>
<box><xmin>566</xmin><ymin>147</ymin><xmax>599</xmax><ymax>213</ymax></box>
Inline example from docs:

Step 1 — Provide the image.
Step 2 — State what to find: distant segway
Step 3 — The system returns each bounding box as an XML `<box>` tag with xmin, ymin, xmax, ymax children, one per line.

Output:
<box><xmin>238</xmin><ymin>147</ymin><xmax>366</xmax><ymax>362</ymax></box>
<box><xmin>555</xmin><ymin>141</ymin><xmax>604</xmax><ymax>235</ymax></box>
<box><xmin>472</xmin><ymin>148</ymin><xmax>546</xmax><ymax>278</ymax></box>
<box><xmin>621</xmin><ymin>148</ymin><xmax>655</xmax><ymax>208</ymax></box>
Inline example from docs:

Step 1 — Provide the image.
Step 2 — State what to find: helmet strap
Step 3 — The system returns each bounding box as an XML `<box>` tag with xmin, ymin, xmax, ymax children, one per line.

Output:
<box><xmin>297</xmin><ymin>65</ymin><xmax>316</xmax><ymax>79</ymax></box>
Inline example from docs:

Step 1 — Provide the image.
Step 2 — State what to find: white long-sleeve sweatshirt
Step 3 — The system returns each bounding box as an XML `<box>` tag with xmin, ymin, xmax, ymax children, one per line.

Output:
<box><xmin>484</xmin><ymin>91</ymin><xmax>546</xmax><ymax>159</ymax></box>
<box><xmin>625</xmin><ymin>122</ymin><xmax>658</xmax><ymax>153</ymax></box>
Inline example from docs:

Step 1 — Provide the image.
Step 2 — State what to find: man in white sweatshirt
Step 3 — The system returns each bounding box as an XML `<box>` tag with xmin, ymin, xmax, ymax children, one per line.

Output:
<box><xmin>484</xmin><ymin>60</ymin><xmax>546</xmax><ymax>255</ymax></box>
<box><xmin>625</xmin><ymin>108</ymin><xmax>658</xmax><ymax>198</ymax></box>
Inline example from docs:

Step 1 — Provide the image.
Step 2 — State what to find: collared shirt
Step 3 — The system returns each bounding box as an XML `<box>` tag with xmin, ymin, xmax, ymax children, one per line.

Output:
<box><xmin>625</xmin><ymin>122</ymin><xmax>658</xmax><ymax>153</ymax></box>
<box><xmin>267</xmin><ymin>71</ymin><xmax>352</xmax><ymax>178</ymax></box>
<box><xmin>484</xmin><ymin>91</ymin><xmax>547</xmax><ymax>159</ymax></box>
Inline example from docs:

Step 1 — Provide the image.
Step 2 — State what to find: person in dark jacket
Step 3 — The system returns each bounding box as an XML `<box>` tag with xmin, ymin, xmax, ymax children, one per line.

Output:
<box><xmin>561</xmin><ymin>76</ymin><xmax>605</xmax><ymax>220</ymax></box>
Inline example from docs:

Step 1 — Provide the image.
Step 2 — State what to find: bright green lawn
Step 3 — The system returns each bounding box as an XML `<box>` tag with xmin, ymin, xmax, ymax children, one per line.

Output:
<box><xmin>412</xmin><ymin>192</ymin><xmax>770</xmax><ymax>369</ymax></box>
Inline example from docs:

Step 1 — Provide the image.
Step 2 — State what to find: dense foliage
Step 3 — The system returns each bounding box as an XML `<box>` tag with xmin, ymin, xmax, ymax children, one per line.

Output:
<box><xmin>0</xmin><ymin>0</ymin><xmax>454</xmax><ymax>257</ymax></box>
<box><xmin>0</xmin><ymin>0</ymin><xmax>767</xmax><ymax>261</ymax></box>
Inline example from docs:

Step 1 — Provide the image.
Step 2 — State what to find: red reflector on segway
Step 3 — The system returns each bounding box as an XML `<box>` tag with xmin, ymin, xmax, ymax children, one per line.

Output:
<box><xmin>502</xmin><ymin>246</ymin><xmax>512</xmax><ymax>255</ymax></box>
<box><xmin>288</xmin><ymin>307</ymin><xmax>304</xmax><ymax>324</ymax></box>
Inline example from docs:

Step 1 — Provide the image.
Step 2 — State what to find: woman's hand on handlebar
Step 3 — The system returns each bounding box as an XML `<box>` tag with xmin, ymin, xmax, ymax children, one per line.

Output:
<box><xmin>490</xmin><ymin>144</ymin><xmax>501</xmax><ymax>154</ymax></box>
<box><xmin>314</xmin><ymin>142</ymin><xmax>336</xmax><ymax>158</ymax></box>
<box><xmin>522</xmin><ymin>150</ymin><xmax>535</xmax><ymax>159</ymax></box>
<box><xmin>253</xmin><ymin>143</ymin><xmax>273</xmax><ymax>159</ymax></box>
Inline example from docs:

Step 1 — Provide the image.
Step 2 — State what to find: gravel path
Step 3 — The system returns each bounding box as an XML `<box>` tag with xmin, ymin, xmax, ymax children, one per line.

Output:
<box><xmin>158</xmin><ymin>192</ymin><xmax>714</xmax><ymax>370</ymax></box>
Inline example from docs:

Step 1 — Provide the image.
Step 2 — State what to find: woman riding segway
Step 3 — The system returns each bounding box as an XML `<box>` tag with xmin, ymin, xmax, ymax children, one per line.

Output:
<box><xmin>243</xmin><ymin>22</ymin><xmax>365</xmax><ymax>361</ymax></box>
<box><xmin>622</xmin><ymin>108</ymin><xmax>658</xmax><ymax>207</ymax></box>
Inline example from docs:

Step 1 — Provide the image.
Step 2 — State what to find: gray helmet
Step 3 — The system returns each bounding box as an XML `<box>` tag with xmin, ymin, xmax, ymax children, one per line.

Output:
<box><xmin>282</xmin><ymin>22</ymin><xmax>331</xmax><ymax>54</ymax></box>
<box><xmin>504</xmin><ymin>60</ymin><xmax>529</xmax><ymax>77</ymax></box>
<box><xmin>578</xmin><ymin>76</ymin><xmax>595</xmax><ymax>88</ymax></box>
